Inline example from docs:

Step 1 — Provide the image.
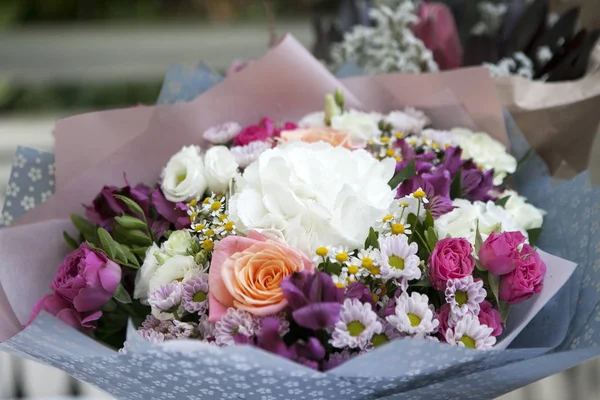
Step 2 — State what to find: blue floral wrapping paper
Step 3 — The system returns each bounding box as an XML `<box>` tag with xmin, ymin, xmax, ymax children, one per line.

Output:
<box><xmin>1</xmin><ymin>64</ymin><xmax>599</xmax><ymax>400</ymax></box>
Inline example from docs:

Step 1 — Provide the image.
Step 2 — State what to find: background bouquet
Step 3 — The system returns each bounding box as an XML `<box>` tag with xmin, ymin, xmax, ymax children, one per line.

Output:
<box><xmin>0</xmin><ymin>35</ymin><xmax>598</xmax><ymax>400</ymax></box>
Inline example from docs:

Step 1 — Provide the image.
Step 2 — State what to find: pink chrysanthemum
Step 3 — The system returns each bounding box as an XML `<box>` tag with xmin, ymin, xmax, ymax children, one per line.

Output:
<box><xmin>445</xmin><ymin>276</ymin><xmax>486</xmax><ymax>317</ymax></box>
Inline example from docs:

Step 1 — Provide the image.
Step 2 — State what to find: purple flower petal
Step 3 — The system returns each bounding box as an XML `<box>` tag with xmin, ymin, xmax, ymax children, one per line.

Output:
<box><xmin>291</xmin><ymin>337</ymin><xmax>326</xmax><ymax>361</ymax></box>
<box><xmin>345</xmin><ymin>282</ymin><xmax>375</xmax><ymax>307</ymax></box>
<box><xmin>292</xmin><ymin>303</ymin><xmax>341</xmax><ymax>330</ymax></box>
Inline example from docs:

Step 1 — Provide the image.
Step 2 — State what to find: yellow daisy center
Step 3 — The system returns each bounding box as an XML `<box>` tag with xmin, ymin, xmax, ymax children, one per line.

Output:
<box><xmin>316</xmin><ymin>247</ymin><xmax>329</xmax><ymax>257</ymax></box>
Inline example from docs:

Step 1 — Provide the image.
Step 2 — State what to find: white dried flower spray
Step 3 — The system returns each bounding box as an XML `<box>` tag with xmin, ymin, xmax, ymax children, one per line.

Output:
<box><xmin>331</xmin><ymin>0</ymin><xmax>438</xmax><ymax>74</ymax></box>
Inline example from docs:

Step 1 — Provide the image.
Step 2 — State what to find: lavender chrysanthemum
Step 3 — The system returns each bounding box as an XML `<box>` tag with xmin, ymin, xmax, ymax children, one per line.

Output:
<box><xmin>148</xmin><ymin>282</ymin><xmax>183</xmax><ymax>312</ymax></box>
<box><xmin>165</xmin><ymin>320</ymin><xmax>198</xmax><ymax>340</ymax></box>
<box><xmin>198</xmin><ymin>315</ymin><xmax>216</xmax><ymax>341</ymax></box>
<box><xmin>182</xmin><ymin>273</ymin><xmax>209</xmax><ymax>314</ymax></box>
<box><xmin>203</xmin><ymin>122</ymin><xmax>242</xmax><ymax>144</ymax></box>
<box><xmin>445</xmin><ymin>276</ymin><xmax>487</xmax><ymax>317</ymax></box>
<box><xmin>230</xmin><ymin>141</ymin><xmax>271</xmax><ymax>168</ymax></box>
<box><xmin>214</xmin><ymin>308</ymin><xmax>257</xmax><ymax>346</ymax></box>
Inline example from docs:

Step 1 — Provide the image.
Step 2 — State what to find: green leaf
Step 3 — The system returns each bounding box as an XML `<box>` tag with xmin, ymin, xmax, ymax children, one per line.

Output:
<box><xmin>411</xmin><ymin>278</ymin><xmax>432</xmax><ymax>288</ymax></box>
<box><xmin>324</xmin><ymin>262</ymin><xmax>342</xmax><ymax>276</ymax></box>
<box><xmin>98</xmin><ymin>228</ymin><xmax>117</xmax><ymax>259</ymax></box>
<box><xmin>63</xmin><ymin>231</ymin><xmax>79</xmax><ymax>250</ymax></box>
<box><xmin>450</xmin><ymin>169</ymin><xmax>462</xmax><ymax>199</ymax></box>
<box><xmin>123</xmin><ymin>230</ymin><xmax>153</xmax><ymax>246</ymax></box>
<box><xmin>495</xmin><ymin>195</ymin><xmax>511</xmax><ymax>208</ymax></box>
<box><xmin>516</xmin><ymin>148</ymin><xmax>534</xmax><ymax>171</ymax></box>
<box><xmin>474</xmin><ymin>220</ymin><xmax>484</xmax><ymax>256</ymax></box>
<box><xmin>102</xmin><ymin>299</ymin><xmax>118</xmax><ymax>312</ymax></box>
<box><xmin>388</xmin><ymin>159</ymin><xmax>416</xmax><ymax>189</ymax></box>
<box><xmin>364</xmin><ymin>227</ymin><xmax>380</xmax><ymax>249</ymax></box>
<box><xmin>527</xmin><ymin>228</ymin><xmax>542</xmax><ymax>246</ymax></box>
<box><xmin>425</xmin><ymin>227</ymin><xmax>439</xmax><ymax>250</ymax></box>
<box><xmin>499</xmin><ymin>301</ymin><xmax>510</xmax><ymax>323</ymax></box>
<box><xmin>113</xmin><ymin>194</ymin><xmax>145</xmax><ymax>216</ymax></box>
<box><xmin>406</xmin><ymin>213</ymin><xmax>418</xmax><ymax>229</ymax></box>
<box><xmin>488</xmin><ymin>272</ymin><xmax>500</xmax><ymax>305</ymax></box>
<box><xmin>115</xmin><ymin>215</ymin><xmax>148</xmax><ymax>230</ymax></box>
<box><xmin>475</xmin><ymin>260</ymin><xmax>487</xmax><ymax>272</ymax></box>
<box><xmin>119</xmin><ymin>245</ymin><xmax>140</xmax><ymax>268</ymax></box>
<box><xmin>71</xmin><ymin>214</ymin><xmax>99</xmax><ymax>244</ymax></box>
<box><xmin>113</xmin><ymin>284</ymin><xmax>132</xmax><ymax>304</ymax></box>
<box><xmin>424</xmin><ymin>210</ymin><xmax>434</xmax><ymax>230</ymax></box>
<box><xmin>131</xmin><ymin>246</ymin><xmax>149</xmax><ymax>256</ymax></box>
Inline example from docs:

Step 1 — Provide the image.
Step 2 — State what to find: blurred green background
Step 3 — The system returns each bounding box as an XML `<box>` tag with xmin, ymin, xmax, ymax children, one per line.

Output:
<box><xmin>0</xmin><ymin>0</ymin><xmax>336</xmax><ymax>113</ymax></box>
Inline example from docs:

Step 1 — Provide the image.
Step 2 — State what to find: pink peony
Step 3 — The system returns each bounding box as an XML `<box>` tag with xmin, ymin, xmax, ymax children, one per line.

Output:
<box><xmin>478</xmin><ymin>300</ymin><xmax>503</xmax><ymax>337</ymax></box>
<box><xmin>29</xmin><ymin>243</ymin><xmax>121</xmax><ymax>330</ymax></box>
<box><xmin>412</xmin><ymin>3</ymin><xmax>462</xmax><ymax>70</ymax></box>
<box><xmin>428</xmin><ymin>238</ymin><xmax>475</xmax><ymax>291</ymax></box>
<box><xmin>479</xmin><ymin>231</ymin><xmax>527</xmax><ymax>276</ymax></box>
<box><xmin>208</xmin><ymin>231</ymin><xmax>314</xmax><ymax>322</ymax></box>
<box><xmin>499</xmin><ymin>245</ymin><xmax>546</xmax><ymax>304</ymax></box>
<box><xmin>233</xmin><ymin>118</ymin><xmax>298</xmax><ymax>146</ymax></box>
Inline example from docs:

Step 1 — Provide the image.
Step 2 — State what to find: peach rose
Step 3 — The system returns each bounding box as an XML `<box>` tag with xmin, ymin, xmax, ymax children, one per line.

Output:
<box><xmin>280</xmin><ymin>127</ymin><xmax>351</xmax><ymax>148</ymax></box>
<box><xmin>208</xmin><ymin>231</ymin><xmax>314</xmax><ymax>322</ymax></box>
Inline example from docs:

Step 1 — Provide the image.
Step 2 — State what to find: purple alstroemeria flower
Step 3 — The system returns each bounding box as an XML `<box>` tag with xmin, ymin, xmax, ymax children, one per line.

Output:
<box><xmin>240</xmin><ymin>317</ymin><xmax>326</xmax><ymax>370</ymax></box>
<box><xmin>395</xmin><ymin>159</ymin><xmax>434</xmax><ymax>175</ymax></box>
<box><xmin>151</xmin><ymin>185</ymin><xmax>191</xmax><ymax>230</ymax></box>
<box><xmin>441</xmin><ymin>146</ymin><xmax>463</xmax><ymax>176</ymax></box>
<box><xmin>397</xmin><ymin>169</ymin><xmax>454</xmax><ymax>218</ymax></box>
<box><xmin>461</xmin><ymin>161</ymin><xmax>496</xmax><ymax>202</ymax></box>
<box><xmin>85</xmin><ymin>182</ymin><xmax>151</xmax><ymax>229</ymax></box>
<box><xmin>345</xmin><ymin>282</ymin><xmax>375</xmax><ymax>307</ymax></box>
<box><xmin>281</xmin><ymin>271</ymin><xmax>344</xmax><ymax>331</ymax></box>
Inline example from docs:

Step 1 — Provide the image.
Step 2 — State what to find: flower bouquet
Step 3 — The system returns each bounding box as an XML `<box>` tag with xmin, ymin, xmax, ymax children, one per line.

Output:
<box><xmin>0</xmin><ymin>35</ymin><xmax>599</xmax><ymax>400</ymax></box>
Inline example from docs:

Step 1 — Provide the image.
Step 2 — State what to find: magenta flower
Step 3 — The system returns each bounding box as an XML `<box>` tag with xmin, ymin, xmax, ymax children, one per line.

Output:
<box><xmin>233</xmin><ymin>118</ymin><xmax>298</xmax><ymax>146</ymax></box>
<box><xmin>428</xmin><ymin>238</ymin><xmax>475</xmax><ymax>291</ymax></box>
<box><xmin>479</xmin><ymin>231</ymin><xmax>527</xmax><ymax>276</ymax></box>
<box><xmin>281</xmin><ymin>270</ymin><xmax>344</xmax><ymax>331</ymax></box>
<box><xmin>29</xmin><ymin>243</ymin><xmax>121</xmax><ymax>330</ymax></box>
<box><xmin>478</xmin><ymin>300</ymin><xmax>503</xmax><ymax>337</ymax></box>
<box><xmin>151</xmin><ymin>185</ymin><xmax>190</xmax><ymax>231</ymax></box>
<box><xmin>499</xmin><ymin>245</ymin><xmax>546</xmax><ymax>304</ymax></box>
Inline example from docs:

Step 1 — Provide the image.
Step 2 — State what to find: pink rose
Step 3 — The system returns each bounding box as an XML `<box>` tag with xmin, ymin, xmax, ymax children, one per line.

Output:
<box><xmin>233</xmin><ymin>118</ymin><xmax>298</xmax><ymax>146</ymax></box>
<box><xmin>29</xmin><ymin>243</ymin><xmax>121</xmax><ymax>330</ymax></box>
<box><xmin>412</xmin><ymin>3</ymin><xmax>462</xmax><ymax>70</ymax></box>
<box><xmin>428</xmin><ymin>238</ymin><xmax>475</xmax><ymax>291</ymax></box>
<box><xmin>478</xmin><ymin>300</ymin><xmax>503</xmax><ymax>337</ymax></box>
<box><xmin>499</xmin><ymin>245</ymin><xmax>546</xmax><ymax>304</ymax></box>
<box><xmin>479</xmin><ymin>231</ymin><xmax>527</xmax><ymax>276</ymax></box>
<box><xmin>208</xmin><ymin>231</ymin><xmax>314</xmax><ymax>322</ymax></box>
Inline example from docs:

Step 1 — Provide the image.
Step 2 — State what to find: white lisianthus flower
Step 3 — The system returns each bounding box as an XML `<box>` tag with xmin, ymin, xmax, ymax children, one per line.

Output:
<box><xmin>203</xmin><ymin>146</ymin><xmax>239</xmax><ymax>194</ymax></box>
<box><xmin>451</xmin><ymin>128</ymin><xmax>517</xmax><ymax>185</ymax></box>
<box><xmin>385</xmin><ymin>108</ymin><xmax>429</xmax><ymax>134</ymax></box>
<box><xmin>298</xmin><ymin>111</ymin><xmax>327</xmax><ymax>128</ymax></box>
<box><xmin>134</xmin><ymin>243</ymin><xmax>161</xmax><ymax>304</ymax></box>
<box><xmin>435</xmin><ymin>199</ymin><xmax>527</xmax><ymax>245</ymax></box>
<box><xmin>148</xmin><ymin>255</ymin><xmax>200</xmax><ymax>298</ymax></box>
<box><xmin>162</xmin><ymin>230</ymin><xmax>194</xmax><ymax>257</ymax></box>
<box><xmin>501</xmin><ymin>189</ymin><xmax>545</xmax><ymax>231</ymax></box>
<box><xmin>331</xmin><ymin>110</ymin><xmax>381</xmax><ymax>142</ymax></box>
<box><xmin>229</xmin><ymin>142</ymin><xmax>396</xmax><ymax>255</ymax></box>
<box><xmin>162</xmin><ymin>145</ymin><xmax>207</xmax><ymax>202</ymax></box>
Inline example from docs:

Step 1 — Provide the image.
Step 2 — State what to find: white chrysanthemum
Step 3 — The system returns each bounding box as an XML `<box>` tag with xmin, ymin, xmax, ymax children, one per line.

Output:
<box><xmin>435</xmin><ymin>199</ymin><xmax>528</xmax><ymax>245</ymax></box>
<box><xmin>445</xmin><ymin>276</ymin><xmax>487</xmax><ymax>317</ymax></box>
<box><xmin>387</xmin><ymin>292</ymin><xmax>439</xmax><ymax>338</ymax></box>
<box><xmin>501</xmin><ymin>189</ymin><xmax>546</xmax><ymax>231</ymax></box>
<box><xmin>229</xmin><ymin>142</ymin><xmax>396</xmax><ymax>255</ymax></box>
<box><xmin>419</xmin><ymin>129</ymin><xmax>458</xmax><ymax>148</ymax></box>
<box><xmin>445</xmin><ymin>314</ymin><xmax>496</xmax><ymax>350</ymax></box>
<box><xmin>376</xmin><ymin>235</ymin><xmax>421</xmax><ymax>281</ymax></box>
<box><xmin>214</xmin><ymin>308</ymin><xmax>257</xmax><ymax>346</ymax></box>
<box><xmin>331</xmin><ymin>298</ymin><xmax>382</xmax><ymax>350</ymax></box>
<box><xmin>230</xmin><ymin>141</ymin><xmax>272</xmax><ymax>169</ymax></box>
<box><xmin>203</xmin><ymin>122</ymin><xmax>241</xmax><ymax>144</ymax></box>
<box><xmin>451</xmin><ymin>128</ymin><xmax>517</xmax><ymax>185</ymax></box>
<box><xmin>330</xmin><ymin>0</ymin><xmax>438</xmax><ymax>74</ymax></box>
<box><xmin>162</xmin><ymin>145</ymin><xmax>207</xmax><ymax>202</ymax></box>
<box><xmin>331</xmin><ymin>110</ymin><xmax>381</xmax><ymax>142</ymax></box>
<box><xmin>385</xmin><ymin>109</ymin><xmax>429</xmax><ymax>134</ymax></box>
<box><xmin>298</xmin><ymin>111</ymin><xmax>327</xmax><ymax>128</ymax></box>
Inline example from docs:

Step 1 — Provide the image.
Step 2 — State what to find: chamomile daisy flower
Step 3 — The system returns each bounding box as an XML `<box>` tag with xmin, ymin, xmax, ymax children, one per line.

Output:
<box><xmin>202</xmin><ymin>194</ymin><xmax>226</xmax><ymax>216</ymax></box>
<box><xmin>313</xmin><ymin>245</ymin><xmax>332</xmax><ymax>264</ymax></box>
<box><xmin>445</xmin><ymin>276</ymin><xmax>487</xmax><ymax>317</ymax></box>
<box><xmin>376</xmin><ymin>235</ymin><xmax>421</xmax><ymax>282</ymax></box>
<box><xmin>387</xmin><ymin>292</ymin><xmax>439</xmax><ymax>338</ymax></box>
<box><xmin>410</xmin><ymin>187</ymin><xmax>429</xmax><ymax>204</ymax></box>
<box><xmin>445</xmin><ymin>314</ymin><xmax>496</xmax><ymax>350</ymax></box>
<box><xmin>330</xmin><ymin>298</ymin><xmax>382</xmax><ymax>350</ymax></box>
<box><xmin>203</xmin><ymin>122</ymin><xmax>242</xmax><ymax>144</ymax></box>
<box><xmin>330</xmin><ymin>246</ymin><xmax>351</xmax><ymax>266</ymax></box>
<box><xmin>348</xmin><ymin>248</ymin><xmax>380</xmax><ymax>278</ymax></box>
<box><xmin>332</xmin><ymin>272</ymin><xmax>350</xmax><ymax>289</ymax></box>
